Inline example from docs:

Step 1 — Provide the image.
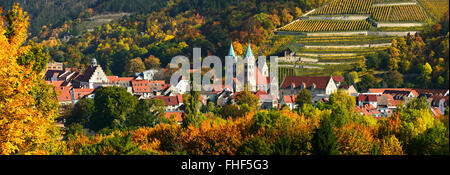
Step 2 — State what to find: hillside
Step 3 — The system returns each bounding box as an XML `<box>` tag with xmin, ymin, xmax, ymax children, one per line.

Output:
<box><xmin>6</xmin><ymin>0</ymin><xmax>332</xmax><ymax>76</ymax></box>
<box><xmin>274</xmin><ymin>0</ymin><xmax>448</xmax><ymax>78</ymax></box>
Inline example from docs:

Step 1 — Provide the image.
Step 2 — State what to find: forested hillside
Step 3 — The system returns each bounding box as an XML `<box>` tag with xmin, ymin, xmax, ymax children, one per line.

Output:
<box><xmin>0</xmin><ymin>0</ymin><xmax>330</xmax><ymax>76</ymax></box>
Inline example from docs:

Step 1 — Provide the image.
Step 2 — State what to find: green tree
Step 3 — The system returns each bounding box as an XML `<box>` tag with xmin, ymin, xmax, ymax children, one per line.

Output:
<box><xmin>126</xmin><ymin>99</ymin><xmax>162</xmax><ymax>128</ymax></box>
<box><xmin>357</xmin><ymin>73</ymin><xmax>378</xmax><ymax>92</ymax></box>
<box><xmin>66</xmin><ymin>98</ymin><xmax>95</xmax><ymax>127</ymax></box>
<box><xmin>383</xmin><ymin>70</ymin><xmax>403</xmax><ymax>88</ymax></box>
<box><xmin>295</xmin><ymin>89</ymin><xmax>312</xmax><ymax>109</ymax></box>
<box><xmin>311</xmin><ymin>116</ymin><xmax>338</xmax><ymax>155</ymax></box>
<box><xmin>237</xmin><ymin>136</ymin><xmax>272</xmax><ymax>155</ymax></box>
<box><xmin>89</xmin><ymin>87</ymin><xmax>138</xmax><ymax>131</ymax></box>
<box><xmin>182</xmin><ymin>91</ymin><xmax>206</xmax><ymax>128</ymax></box>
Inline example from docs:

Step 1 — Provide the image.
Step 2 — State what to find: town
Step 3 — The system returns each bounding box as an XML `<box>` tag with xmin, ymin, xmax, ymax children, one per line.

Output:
<box><xmin>45</xmin><ymin>43</ymin><xmax>449</xmax><ymax>129</ymax></box>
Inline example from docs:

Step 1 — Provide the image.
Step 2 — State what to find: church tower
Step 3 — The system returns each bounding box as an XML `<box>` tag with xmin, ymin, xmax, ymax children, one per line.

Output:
<box><xmin>244</xmin><ymin>44</ymin><xmax>256</xmax><ymax>92</ymax></box>
<box><xmin>227</xmin><ymin>42</ymin><xmax>238</xmax><ymax>77</ymax></box>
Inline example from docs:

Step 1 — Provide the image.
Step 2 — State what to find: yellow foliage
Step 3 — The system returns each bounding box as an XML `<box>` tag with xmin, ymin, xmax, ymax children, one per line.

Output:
<box><xmin>0</xmin><ymin>4</ymin><xmax>60</xmax><ymax>155</ymax></box>
<box><xmin>379</xmin><ymin>135</ymin><xmax>404</xmax><ymax>155</ymax></box>
<box><xmin>336</xmin><ymin>123</ymin><xmax>377</xmax><ymax>155</ymax></box>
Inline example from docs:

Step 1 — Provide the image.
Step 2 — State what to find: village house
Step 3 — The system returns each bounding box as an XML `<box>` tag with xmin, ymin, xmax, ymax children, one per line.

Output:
<box><xmin>280</xmin><ymin>95</ymin><xmax>297</xmax><ymax>110</ymax></box>
<box><xmin>357</xmin><ymin>94</ymin><xmax>378</xmax><ymax>108</ymax></box>
<box><xmin>355</xmin><ymin>104</ymin><xmax>382</xmax><ymax>118</ymax></box>
<box><xmin>77</xmin><ymin>58</ymin><xmax>109</xmax><ymax>89</ymax></box>
<box><xmin>153</xmin><ymin>95</ymin><xmax>185</xmax><ymax>112</ymax></box>
<box><xmin>280</xmin><ymin>76</ymin><xmax>339</xmax><ymax>98</ymax></box>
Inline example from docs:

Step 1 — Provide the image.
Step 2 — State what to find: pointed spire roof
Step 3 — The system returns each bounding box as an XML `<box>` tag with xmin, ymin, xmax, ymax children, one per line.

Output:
<box><xmin>227</xmin><ymin>42</ymin><xmax>236</xmax><ymax>57</ymax></box>
<box><xmin>244</xmin><ymin>43</ymin><xmax>254</xmax><ymax>58</ymax></box>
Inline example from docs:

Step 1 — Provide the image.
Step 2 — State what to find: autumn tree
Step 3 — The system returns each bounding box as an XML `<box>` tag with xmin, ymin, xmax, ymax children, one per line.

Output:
<box><xmin>124</xmin><ymin>57</ymin><xmax>146</xmax><ymax>76</ymax></box>
<box><xmin>235</xmin><ymin>88</ymin><xmax>259</xmax><ymax>109</ymax></box>
<box><xmin>388</xmin><ymin>39</ymin><xmax>400</xmax><ymax>71</ymax></box>
<box><xmin>0</xmin><ymin>4</ymin><xmax>60</xmax><ymax>155</ymax></box>
<box><xmin>144</xmin><ymin>55</ymin><xmax>161</xmax><ymax>69</ymax></box>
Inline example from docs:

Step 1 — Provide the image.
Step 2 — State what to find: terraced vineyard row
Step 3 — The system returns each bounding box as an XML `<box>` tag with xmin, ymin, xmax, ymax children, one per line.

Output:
<box><xmin>312</xmin><ymin>0</ymin><xmax>373</xmax><ymax>15</ymax></box>
<box><xmin>372</xmin><ymin>0</ymin><xmax>416</xmax><ymax>3</ymax></box>
<box><xmin>371</xmin><ymin>6</ymin><xmax>391</xmax><ymax>21</ymax></box>
<box><xmin>279</xmin><ymin>20</ymin><xmax>372</xmax><ymax>32</ymax></box>
<box><xmin>389</xmin><ymin>5</ymin><xmax>429</xmax><ymax>21</ymax></box>
<box><xmin>296</xmin><ymin>37</ymin><xmax>393</xmax><ymax>45</ymax></box>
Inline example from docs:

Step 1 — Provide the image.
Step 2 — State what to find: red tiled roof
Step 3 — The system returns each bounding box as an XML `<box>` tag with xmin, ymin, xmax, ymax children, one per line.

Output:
<box><xmin>413</xmin><ymin>89</ymin><xmax>448</xmax><ymax>96</ymax></box>
<box><xmin>283</xmin><ymin>95</ymin><xmax>297</xmax><ymax>104</ymax></box>
<box><xmin>153</xmin><ymin>95</ymin><xmax>184</xmax><ymax>106</ymax></box>
<box><xmin>255</xmin><ymin>90</ymin><xmax>267</xmax><ymax>98</ymax></box>
<box><xmin>132</xmin><ymin>79</ymin><xmax>151</xmax><ymax>93</ymax></box>
<box><xmin>57</xmin><ymin>87</ymin><xmax>72</xmax><ymax>102</ymax></box>
<box><xmin>107</xmin><ymin>76</ymin><xmax>119</xmax><ymax>83</ymax></box>
<box><xmin>73</xmin><ymin>88</ymin><xmax>95</xmax><ymax>100</ymax></box>
<box><xmin>165</xmin><ymin>112</ymin><xmax>183</xmax><ymax>122</ymax></box>
<box><xmin>281</xmin><ymin>76</ymin><xmax>331</xmax><ymax>89</ymax></box>
<box><xmin>431</xmin><ymin>107</ymin><xmax>442</xmax><ymax>117</ymax></box>
<box><xmin>369</xmin><ymin>88</ymin><xmax>419</xmax><ymax>97</ymax></box>
<box><xmin>357</xmin><ymin>94</ymin><xmax>377</xmax><ymax>102</ymax></box>
<box><xmin>332</xmin><ymin>76</ymin><xmax>345</xmax><ymax>83</ymax></box>
<box><xmin>46</xmin><ymin>80</ymin><xmax>65</xmax><ymax>88</ymax></box>
<box><xmin>355</xmin><ymin>104</ymin><xmax>380</xmax><ymax>116</ymax></box>
<box><xmin>108</xmin><ymin>76</ymin><xmax>135</xmax><ymax>83</ymax></box>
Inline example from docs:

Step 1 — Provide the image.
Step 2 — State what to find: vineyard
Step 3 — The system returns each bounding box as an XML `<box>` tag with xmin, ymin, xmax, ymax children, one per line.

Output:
<box><xmin>372</xmin><ymin>0</ymin><xmax>416</xmax><ymax>3</ymax></box>
<box><xmin>388</xmin><ymin>5</ymin><xmax>429</xmax><ymax>21</ymax></box>
<box><xmin>312</xmin><ymin>0</ymin><xmax>373</xmax><ymax>15</ymax></box>
<box><xmin>274</xmin><ymin>0</ymin><xmax>443</xmax><ymax>76</ymax></box>
<box><xmin>371</xmin><ymin>6</ymin><xmax>391</xmax><ymax>21</ymax></box>
<box><xmin>279</xmin><ymin>19</ymin><xmax>372</xmax><ymax>32</ymax></box>
<box><xmin>417</xmin><ymin>0</ymin><xmax>449</xmax><ymax>20</ymax></box>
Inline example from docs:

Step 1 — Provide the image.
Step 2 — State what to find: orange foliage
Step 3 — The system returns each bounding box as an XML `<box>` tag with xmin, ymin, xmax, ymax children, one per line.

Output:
<box><xmin>336</xmin><ymin>123</ymin><xmax>378</xmax><ymax>155</ymax></box>
<box><xmin>0</xmin><ymin>4</ymin><xmax>60</xmax><ymax>155</ymax></box>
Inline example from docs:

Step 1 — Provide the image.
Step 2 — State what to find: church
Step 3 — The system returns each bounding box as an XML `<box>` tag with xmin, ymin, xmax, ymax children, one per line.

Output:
<box><xmin>226</xmin><ymin>43</ymin><xmax>270</xmax><ymax>93</ymax></box>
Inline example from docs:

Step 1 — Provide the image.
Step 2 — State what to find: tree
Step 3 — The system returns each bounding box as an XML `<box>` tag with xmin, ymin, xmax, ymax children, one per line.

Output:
<box><xmin>383</xmin><ymin>70</ymin><xmax>403</xmax><ymax>88</ymax></box>
<box><xmin>66</xmin><ymin>98</ymin><xmax>95</xmax><ymax>127</ymax></box>
<box><xmin>295</xmin><ymin>89</ymin><xmax>312</xmax><ymax>108</ymax></box>
<box><xmin>126</xmin><ymin>99</ymin><xmax>166</xmax><ymax>128</ymax></box>
<box><xmin>388</xmin><ymin>39</ymin><xmax>400</xmax><ymax>71</ymax></box>
<box><xmin>311</xmin><ymin>116</ymin><xmax>338</xmax><ymax>155</ymax></box>
<box><xmin>235</xmin><ymin>88</ymin><xmax>259</xmax><ymax>109</ymax></box>
<box><xmin>237</xmin><ymin>136</ymin><xmax>272</xmax><ymax>155</ymax></box>
<box><xmin>89</xmin><ymin>87</ymin><xmax>138</xmax><ymax>131</ymax></box>
<box><xmin>0</xmin><ymin>4</ymin><xmax>60</xmax><ymax>155</ymax></box>
<box><xmin>182</xmin><ymin>91</ymin><xmax>206</xmax><ymax>128</ymax></box>
<box><xmin>357</xmin><ymin>73</ymin><xmax>378</xmax><ymax>92</ymax></box>
<box><xmin>220</xmin><ymin>104</ymin><xmax>244</xmax><ymax>119</ymax></box>
<box><xmin>144</xmin><ymin>55</ymin><xmax>161</xmax><ymax>69</ymax></box>
<box><xmin>329</xmin><ymin>90</ymin><xmax>356</xmax><ymax>128</ymax></box>
<box><xmin>419</xmin><ymin>62</ymin><xmax>433</xmax><ymax>87</ymax></box>
<box><xmin>124</xmin><ymin>57</ymin><xmax>146</xmax><ymax>76</ymax></box>
<box><xmin>366</xmin><ymin>53</ymin><xmax>380</xmax><ymax>69</ymax></box>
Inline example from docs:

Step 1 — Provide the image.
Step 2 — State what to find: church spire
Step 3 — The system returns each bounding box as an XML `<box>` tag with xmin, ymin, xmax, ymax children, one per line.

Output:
<box><xmin>244</xmin><ymin>43</ymin><xmax>254</xmax><ymax>59</ymax></box>
<box><xmin>227</xmin><ymin>42</ymin><xmax>236</xmax><ymax>57</ymax></box>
